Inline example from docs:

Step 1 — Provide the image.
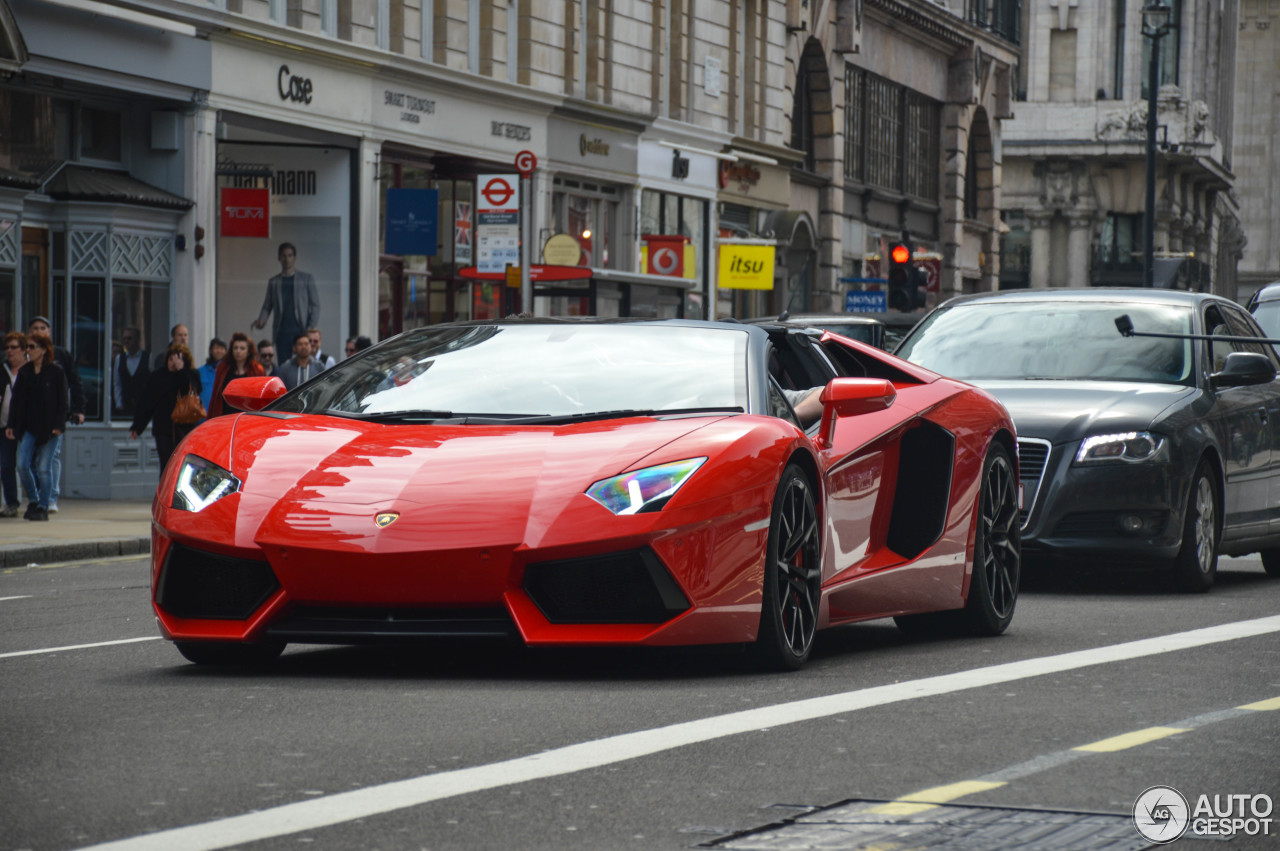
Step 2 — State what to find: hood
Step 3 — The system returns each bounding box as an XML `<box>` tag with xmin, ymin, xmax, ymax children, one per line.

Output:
<box><xmin>967</xmin><ymin>380</ymin><xmax>1195</xmax><ymax>445</ymax></box>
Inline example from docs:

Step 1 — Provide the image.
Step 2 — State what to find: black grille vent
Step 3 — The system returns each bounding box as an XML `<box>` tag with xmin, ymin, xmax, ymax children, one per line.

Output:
<box><xmin>523</xmin><ymin>549</ymin><xmax>690</xmax><ymax>624</ymax></box>
<box><xmin>265</xmin><ymin>606</ymin><xmax>516</xmax><ymax>642</ymax></box>
<box><xmin>1017</xmin><ymin>438</ymin><xmax>1052</xmax><ymax>529</ymax></box>
<box><xmin>156</xmin><ymin>544</ymin><xmax>279</xmax><ymax>620</ymax></box>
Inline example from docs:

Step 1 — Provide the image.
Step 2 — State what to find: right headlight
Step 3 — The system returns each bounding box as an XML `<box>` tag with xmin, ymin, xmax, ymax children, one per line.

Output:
<box><xmin>1074</xmin><ymin>431</ymin><xmax>1167</xmax><ymax>465</ymax></box>
<box><xmin>172</xmin><ymin>455</ymin><xmax>241</xmax><ymax>512</ymax></box>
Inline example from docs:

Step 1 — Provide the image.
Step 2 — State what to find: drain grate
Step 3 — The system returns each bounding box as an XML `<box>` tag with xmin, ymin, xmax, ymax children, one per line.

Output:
<box><xmin>704</xmin><ymin>799</ymin><xmax>1157</xmax><ymax>850</ymax></box>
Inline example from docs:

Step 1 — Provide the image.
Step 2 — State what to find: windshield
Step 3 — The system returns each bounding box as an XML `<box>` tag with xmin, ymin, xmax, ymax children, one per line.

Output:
<box><xmin>271</xmin><ymin>323</ymin><xmax>749</xmax><ymax>419</ymax></box>
<box><xmin>1252</xmin><ymin>301</ymin><xmax>1280</xmax><ymax>341</ymax></box>
<box><xmin>897</xmin><ymin>301</ymin><xmax>1195</xmax><ymax>385</ymax></box>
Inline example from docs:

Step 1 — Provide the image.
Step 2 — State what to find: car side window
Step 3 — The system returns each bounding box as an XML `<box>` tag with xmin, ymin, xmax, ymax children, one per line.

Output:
<box><xmin>767</xmin><ymin>377</ymin><xmax>802</xmax><ymax>427</ymax></box>
<box><xmin>1204</xmin><ymin>306</ymin><xmax>1235</xmax><ymax>373</ymax></box>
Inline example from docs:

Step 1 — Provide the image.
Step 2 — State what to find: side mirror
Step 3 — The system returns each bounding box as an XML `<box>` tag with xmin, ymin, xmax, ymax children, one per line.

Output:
<box><xmin>817</xmin><ymin>378</ymin><xmax>896</xmax><ymax>448</ymax></box>
<box><xmin>223</xmin><ymin>376</ymin><xmax>288</xmax><ymax>412</ymax></box>
<box><xmin>1211</xmin><ymin>352</ymin><xmax>1277</xmax><ymax>389</ymax></box>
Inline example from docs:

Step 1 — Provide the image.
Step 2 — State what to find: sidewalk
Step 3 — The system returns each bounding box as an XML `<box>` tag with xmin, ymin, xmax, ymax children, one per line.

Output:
<box><xmin>0</xmin><ymin>499</ymin><xmax>154</xmax><ymax>568</ymax></box>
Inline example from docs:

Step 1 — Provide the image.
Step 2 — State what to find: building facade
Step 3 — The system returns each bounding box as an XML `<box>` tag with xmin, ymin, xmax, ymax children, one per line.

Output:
<box><xmin>1001</xmin><ymin>0</ymin><xmax>1240</xmax><ymax>295</ymax></box>
<box><xmin>1232</xmin><ymin>0</ymin><xmax>1280</xmax><ymax>299</ymax></box>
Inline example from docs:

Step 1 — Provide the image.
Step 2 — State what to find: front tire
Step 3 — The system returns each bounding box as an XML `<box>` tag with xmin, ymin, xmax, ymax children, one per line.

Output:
<box><xmin>753</xmin><ymin>465</ymin><xmax>821</xmax><ymax>671</ymax></box>
<box><xmin>1173</xmin><ymin>461</ymin><xmax>1218</xmax><ymax>593</ymax></box>
<box><xmin>961</xmin><ymin>441</ymin><xmax>1021</xmax><ymax>635</ymax></box>
<box><xmin>175</xmin><ymin>640</ymin><xmax>286</xmax><ymax>666</ymax></box>
<box><xmin>1259</xmin><ymin>550</ymin><xmax>1280</xmax><ymax>578</ymax></box>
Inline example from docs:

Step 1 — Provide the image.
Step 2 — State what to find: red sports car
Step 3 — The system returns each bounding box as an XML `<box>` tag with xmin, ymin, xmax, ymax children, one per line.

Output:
<box><xmin>151</xmin><ymin>318</ymin><xmax>1020</xmax><ymax>670</ymax></box>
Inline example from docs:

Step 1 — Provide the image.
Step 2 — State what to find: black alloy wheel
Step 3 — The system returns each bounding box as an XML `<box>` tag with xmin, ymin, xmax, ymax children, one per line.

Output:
<box><xmin>1173</xmin><ymin>460</ymin><xmax>1219</xmax><ymax>593</ymax></box>
<box><xmin>961</xmin><ymin>441</ymin><xmax>1021</xmax><ymax>635</ymax></box>
<box><xmin>754</xmin><ymin>465</ymin><xmax>822</xmax><ymax>671</ymax></box>
<box><xmin>175</xmin><ymin>639</ymin><xmax>287</xmax><ymax>666</ymax></box>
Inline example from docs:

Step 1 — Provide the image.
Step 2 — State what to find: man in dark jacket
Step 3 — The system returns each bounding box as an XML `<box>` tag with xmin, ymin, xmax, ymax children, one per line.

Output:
<box><xmin>28</xmin><ymin>316</ymin><xmax>83</xmax><ymax>513</ymax></box>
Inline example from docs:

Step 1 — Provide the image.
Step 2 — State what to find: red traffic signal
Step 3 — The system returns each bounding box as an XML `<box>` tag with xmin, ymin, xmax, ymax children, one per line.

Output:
<box><xmin>890</xmin><ymin>243</ymin><xmax>911</xmax><ymax>264</ymax></box>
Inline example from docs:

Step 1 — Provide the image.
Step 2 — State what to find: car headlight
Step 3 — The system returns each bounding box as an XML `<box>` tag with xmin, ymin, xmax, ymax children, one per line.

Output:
<box><xmin>1074</xmin><ymin>431</ymin><xmax>1167</xmax><ymax>464</ymax></box>
<box><xmin>586</xmin><ymin>458</ymin><xmax>707</xmax><ymax>515</ymax></box>
<box><xmin>173</xmin><ymin>454</ymin><xmax>242</xmax><ymax>512</ymax></box>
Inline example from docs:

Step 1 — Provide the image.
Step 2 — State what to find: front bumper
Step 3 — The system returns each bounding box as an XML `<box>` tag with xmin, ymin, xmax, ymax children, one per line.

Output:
<box><xmin>1018</xmin><ymin>440</ymin><xmax>1186</xmax><ymax>564</ymax></box>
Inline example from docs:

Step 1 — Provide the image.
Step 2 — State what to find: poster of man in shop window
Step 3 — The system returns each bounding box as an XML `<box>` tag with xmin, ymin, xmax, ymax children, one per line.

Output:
<box><xmin>215</xmin><ymin>145</ymin><xmax>349</xmax><ymax>360</ymax></box>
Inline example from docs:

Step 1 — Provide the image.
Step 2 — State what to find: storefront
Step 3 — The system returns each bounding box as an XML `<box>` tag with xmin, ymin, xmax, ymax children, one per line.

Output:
<box><xmin>715</xmin><ymin>145</ymin><xmax>798</xmax><ymax>318</ymax></box>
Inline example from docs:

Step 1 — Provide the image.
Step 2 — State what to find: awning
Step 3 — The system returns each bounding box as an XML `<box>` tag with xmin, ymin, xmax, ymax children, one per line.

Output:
<box><xmin>42</xmin><ymin>164</ymin><xmax>193</xmax><ymax>210</ymax></box>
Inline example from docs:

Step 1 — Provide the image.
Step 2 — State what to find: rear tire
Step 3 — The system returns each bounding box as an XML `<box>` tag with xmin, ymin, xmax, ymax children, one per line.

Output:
<box><xmin>1260</xmin><ymin>550</ymin><xmax>1280</xmax><ymax>578</ymax></box>
<box><xmin>753</xmin><ymin>465</ymin><xmax>821</xmax><ymax>671</ymax></box>
<box><xmin>1173</xmin><ymin>462</ymin><xmax>1218</xmax><ymax>593</ymax></box>
<box><xmin>175</xmin><ymin>640</ymin><xmax>286</xmax><ymax>666</ymax></box>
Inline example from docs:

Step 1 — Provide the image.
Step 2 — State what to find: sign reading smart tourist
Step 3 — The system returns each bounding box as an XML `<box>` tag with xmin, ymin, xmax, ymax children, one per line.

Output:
<box><xmin>384</xmin><ymin>188</ymin><xmax>438</xmax><ymax>256</ymax></box>
<box><xmin>220</xmin><ymin>187</ymin><xmax>270</xmax><ymax>238</ymax></box>
<box><xmin>477</xmin><ymin>174</ymin><xmax>520</xmax><ymax>274</ymax></box>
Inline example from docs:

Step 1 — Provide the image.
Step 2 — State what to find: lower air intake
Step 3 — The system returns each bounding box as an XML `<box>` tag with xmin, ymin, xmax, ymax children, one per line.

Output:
<box><xmin>523</xmin><ymin>549</ymin><xmax>690</xmax><ymax>624</ymax></box>
<box><xmin>156</xmin><ymin>544</ymin><xmax>279</xmax><ymax>620</ymax></box>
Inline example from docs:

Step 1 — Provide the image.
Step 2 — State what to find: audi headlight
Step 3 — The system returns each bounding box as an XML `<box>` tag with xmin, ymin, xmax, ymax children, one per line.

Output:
<box><xmin>1074</xmin><ymin>431</ymin><xmax>1167</xmax><ymax>464</ymax></box>
<box><xmin>586</xmin><ymin>458</ymin><xmax>707</xmax><ymax>515</ymax></box>
<box><xmin>173</xmin><ymin>454</ymin><xmax>241</xmax><ymax>512</ymax></box>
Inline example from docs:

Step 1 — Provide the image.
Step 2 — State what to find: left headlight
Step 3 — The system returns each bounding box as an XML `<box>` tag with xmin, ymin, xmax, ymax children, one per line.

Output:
<box><xmin>173</xmin><ymin>454</ymin><xmax>242</xmax><ymax>512</ymax></box>
<box><xmin>1074</xmin><ymin>431</ymin><xmax>1167</xmax><ymax>464</ymax></box>
<box><xmin>586</xmin><ymin>458</ymin><xmax>707</xmax><ymax>515</ymax></box>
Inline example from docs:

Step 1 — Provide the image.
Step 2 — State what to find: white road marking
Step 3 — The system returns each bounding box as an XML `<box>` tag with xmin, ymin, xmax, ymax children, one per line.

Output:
<box><xmin>0</xmin><ymin>595</ymin><xmax>32</xmax><ymax>601</ymax></box>
<box><xmin>0</xmin><ymin>637</ymin><xmax>161</xmax><ymax>659</ymax></box>
<box><xmin>76</xmin><ymin>614</ymin><xmax>1280</xmax><ymax>851</ymax></box>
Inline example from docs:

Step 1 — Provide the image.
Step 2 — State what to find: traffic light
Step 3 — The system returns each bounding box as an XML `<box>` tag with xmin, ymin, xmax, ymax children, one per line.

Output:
<box><xmin>888</xmin><ymin>243</ymin><xmax>912</xmax><ymax>311</ymax></box>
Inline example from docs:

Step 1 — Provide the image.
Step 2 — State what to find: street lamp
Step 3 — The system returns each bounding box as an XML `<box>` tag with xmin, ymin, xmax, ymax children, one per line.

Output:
<box><xmin>1142</xmin><ymin>1</ymin><xmax>1172</xmax><ymax>287</ymax></box>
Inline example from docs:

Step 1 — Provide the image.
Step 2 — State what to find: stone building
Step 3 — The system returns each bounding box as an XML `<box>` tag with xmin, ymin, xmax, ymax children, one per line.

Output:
<box><xmin>1233</xmin><ymin>0</ymin><xmax>1280</xmax><ymax>298</ymax></box>
<box><xmin>1001</xmin><ymin>0</ymin><xmax>1240</xmax><ymax>294</ymax></box>
<box><xmin>773</xmin><ymin>0</ymin><xmax>1021</xmax><ymax>315</ymax></box>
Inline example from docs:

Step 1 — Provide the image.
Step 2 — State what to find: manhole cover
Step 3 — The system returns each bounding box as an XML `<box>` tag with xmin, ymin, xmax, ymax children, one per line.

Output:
<box><xmin>705</xmin><ymin>799</ymin><xmax>1155</xmax><ymax>850</ymax></box>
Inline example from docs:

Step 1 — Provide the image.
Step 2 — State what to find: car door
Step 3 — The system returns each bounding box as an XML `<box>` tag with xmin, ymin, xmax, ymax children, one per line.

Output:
<box><xmin>1203</xmin><ymin>304</ymin><xmax>1274</xmax><ymax>538</ymax></box>
<box><xmin>1219</xmin><ymin>303</ymin><xmax>1280</xmax><ymax>537</ymax></box>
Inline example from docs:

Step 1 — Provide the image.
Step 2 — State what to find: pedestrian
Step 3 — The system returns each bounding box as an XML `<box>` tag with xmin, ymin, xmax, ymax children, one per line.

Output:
<box><xmin>345</xmin><ymin>337</ymin><xmax>358</xmax><ymax>359</ymax></box>
<box><xmin>197</xmin><ymin>337</ymin><xmax>227</xmax><ymax>412</ymax></box>
<box><xmin>129</xmin><ymin>343</ymin><xmax>202</xmax><ymax>472</ymax></box>
<box><xmin>4</xmin><ymin>332</ymin><xmax>68</xmax><ymax>521</ymax></box>
<box><xmin>354</xmin><ymin>335</ymin><xmax>373</xmax><ymax>352</ymax></box>
<box><xmin>277</xmin><ymin>332</ymin><xmax>325</xmax><ymax>391</ymax></box>
<box><xmin>0</xmin><ymin>331</ymin><xmax>26</xmax><ymax>517</ymax></box>
<box><xmin>307</xmin><ymin>327</ymin><xmax>336</xmax><ymax>369</ymax></box>
<box><xmin>113</xmin><ymin>325</ymin><xmax>151</xmax><ymax>417</ymax></box>
<box><xmin>208</xmin><ymin>332</ymin><xmax>265</xmax><ymax>417</ymax></box>
<box><xmin>27</xmin><ymin>316</ymin><xmax>85</xmax><ymax>513</ymax></box>
<box><xmin>257</xmin><ymin>339</ymin><xmax>278</xmax><ymax>377</ymax></box>
<box><xmin>153</xmin><ymin>324</ymin><xmax>190</xmax><ymax>370</ymax></box>
<box><xmin>251</xmin><ymin>242</ymin><xmax>320</xmax><ymax>359</ymax></box>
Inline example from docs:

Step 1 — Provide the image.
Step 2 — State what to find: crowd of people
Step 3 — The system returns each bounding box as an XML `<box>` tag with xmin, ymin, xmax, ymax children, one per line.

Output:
<box><xmin>0</xmin><ymin>311</ymin><xmax>373</xmax><ymax>522</ymax></box>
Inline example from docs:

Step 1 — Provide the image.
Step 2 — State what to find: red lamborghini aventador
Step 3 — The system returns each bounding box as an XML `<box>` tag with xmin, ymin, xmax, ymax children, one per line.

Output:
<box><xmin>151</xmin><ymin>318</ymin><xmax>1020</xmax><ymax>670</ymax></box>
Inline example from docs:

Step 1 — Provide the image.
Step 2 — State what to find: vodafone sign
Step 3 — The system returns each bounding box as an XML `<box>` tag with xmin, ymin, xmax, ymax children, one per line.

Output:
<box><xmin>220</xmin><ymin>187</ymin><xmax>270</xmax><ymax>238</ymax></box>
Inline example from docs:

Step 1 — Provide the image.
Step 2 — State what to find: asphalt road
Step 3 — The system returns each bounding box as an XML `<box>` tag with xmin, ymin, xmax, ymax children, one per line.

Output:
<box><xmin>2</xmin><ymin>555</ymin><xmax>1278</xmax><ymax>851</ymax></box>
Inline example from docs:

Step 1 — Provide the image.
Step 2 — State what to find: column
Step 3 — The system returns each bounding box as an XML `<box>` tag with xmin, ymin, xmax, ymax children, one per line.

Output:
<box><xmin>1029</xmin><ymin>213</ymin><xmax>1052</xmax><ymax>288</ymax></box>
<box><xmin>1067</xmin><ymin>215</ymin><xmax>1093</xmax><ymax>289</ymax></box>
<box><xmin>357</xmin><ymin>136</ymin><xmax>382</xmax><ymax>339</ymax></box>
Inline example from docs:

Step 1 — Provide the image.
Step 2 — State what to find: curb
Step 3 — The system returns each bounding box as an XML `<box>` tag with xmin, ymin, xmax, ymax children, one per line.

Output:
<box><xmin>0</xmin><ymin>537</ymin><xmax>151</xmax><ymax>568</ymax></box>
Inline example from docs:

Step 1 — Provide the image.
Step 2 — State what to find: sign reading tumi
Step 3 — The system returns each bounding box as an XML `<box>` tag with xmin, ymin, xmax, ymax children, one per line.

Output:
<box><xmin>220</xmin><ymin>187</ymin><xmax>270</xmax><ymax>238</ymax></box>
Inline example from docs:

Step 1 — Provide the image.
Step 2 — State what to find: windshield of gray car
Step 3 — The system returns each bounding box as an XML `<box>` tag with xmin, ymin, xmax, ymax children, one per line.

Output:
<box><xmin>896</xmin><ymin>301</ymin><xmax>1195</xmax><ymax>385</ymax></box>
<box><xmin>1252</xmin><ymin>300</ymin><xmax>1280</xmax><ymax>342</ymax></box>
<box><xmin>271</xmin><ymin>324</ymin><xmax>750</xmax><ymax>419</ymax></box>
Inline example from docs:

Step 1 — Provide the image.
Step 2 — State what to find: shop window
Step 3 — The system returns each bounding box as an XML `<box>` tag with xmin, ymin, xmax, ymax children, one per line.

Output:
<box><xmin>0</xmin><ymin>270</ymin><xmax>14</xmax><ymax>333</ymax></box>
<box><xmin>552</xmin><ymin>180</ymin><xmax>618</xmax><ymax>269</ymax></box>
<box><xmin>72</xmin><ymin>277</ymin><xmax>105</xmax><ymax>421</ymax></box>
<box><xmin>999</xmin><ymin>212</ymin><xmax>1030</xmax><ymax>289</ymax></box>
<box><xmin>110</xmin><ymin>279</ymin><xmax>169</xmax><ymax>419</ymax></box>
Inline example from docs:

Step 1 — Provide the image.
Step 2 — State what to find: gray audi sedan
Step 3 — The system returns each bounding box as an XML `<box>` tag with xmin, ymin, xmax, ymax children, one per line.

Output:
<box><xmin>895</xmin><ymin>288</ymin><xmax>1280</xmax><ymax>591</ymax></box>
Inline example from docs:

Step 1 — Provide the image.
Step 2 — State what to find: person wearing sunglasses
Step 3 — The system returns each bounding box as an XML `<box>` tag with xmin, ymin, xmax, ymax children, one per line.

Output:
<box><xmin>3</xmin><ymin>332</ymin><xmax>68</xmax><ymax>521</ymax></box>
<box><xmin>0</xmin><ymin>331</ymin><xmax>26</xmax><ymax>517</ymax></box>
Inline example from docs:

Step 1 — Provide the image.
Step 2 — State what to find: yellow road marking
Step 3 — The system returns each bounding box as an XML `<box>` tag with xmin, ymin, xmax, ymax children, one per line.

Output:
<box><xmin>1239</xmin><ymin>696</ymin><xmax>1280</xmax><ymax>711</ymax></box>
<box><xmin>867</xmin><ymin>780</ymin><xmax>1007</xmax><ymax>815</ymax></box>
<box><xmin>1073</xmin><ymin>726</ymin><xmax>1188</xmax><ymax>752</ymax></box>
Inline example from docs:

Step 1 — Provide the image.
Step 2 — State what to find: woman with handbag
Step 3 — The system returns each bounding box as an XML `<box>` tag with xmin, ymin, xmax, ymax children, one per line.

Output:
<box><xmin>3</xmin><ymin>332</ymin><xmax>68</xmax><ymax>521</ymax></box>
<box><xmin>129</xmin><ymin>343</ymin><xmax>203</xmax><ymax>472</ymax></box>
<box><xmin>208</xmin><ymin>332</ymin><xmax>265</xmax><ymax>417</ymax></box>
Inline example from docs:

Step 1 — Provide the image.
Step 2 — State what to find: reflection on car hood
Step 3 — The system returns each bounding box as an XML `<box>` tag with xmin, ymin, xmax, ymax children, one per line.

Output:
<box><xmin>226</xmin><ymin>412</ymin><xmax>727</xmax><ymax>508</ymax></box>
<box><xmin>966</xmin><ymin>380</ymin><xmax>1194</xmax><ymax>444</ymax></box>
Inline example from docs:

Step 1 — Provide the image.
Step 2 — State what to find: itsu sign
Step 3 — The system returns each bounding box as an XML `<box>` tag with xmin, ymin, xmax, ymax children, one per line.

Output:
<box><xmin>220</xmin><ymin>187</ymin><xmax>270</xmax><ymax>238</ymax></box>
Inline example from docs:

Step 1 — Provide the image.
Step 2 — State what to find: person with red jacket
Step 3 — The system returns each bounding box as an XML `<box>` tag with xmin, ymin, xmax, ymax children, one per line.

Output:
<box><xmin>208</xmin><ymin>332</ymin><xmax>265</xmax><ymax>417</ymax></box>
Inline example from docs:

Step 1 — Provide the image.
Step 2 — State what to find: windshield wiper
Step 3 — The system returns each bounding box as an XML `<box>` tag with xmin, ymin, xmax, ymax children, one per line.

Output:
<box><xmin>497</xmin><ymin>406</ymin><xmax>743</xmax><ymax>425</ymax></box>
